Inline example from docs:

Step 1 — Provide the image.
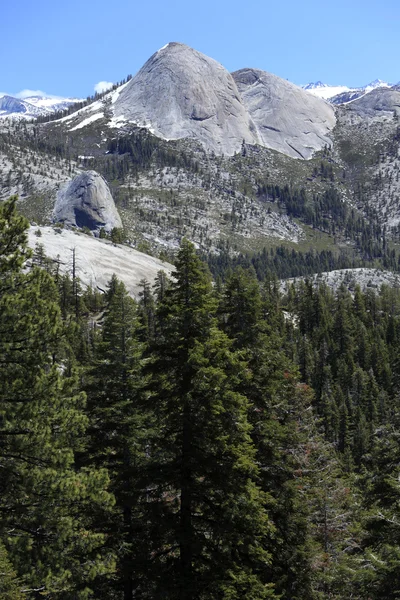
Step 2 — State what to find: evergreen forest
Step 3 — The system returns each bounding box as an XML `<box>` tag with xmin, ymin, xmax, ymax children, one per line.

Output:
<box><xmin>3</xmin><ymin>196</ymin><xmax>400</xmax><ymax>599</ymax></box>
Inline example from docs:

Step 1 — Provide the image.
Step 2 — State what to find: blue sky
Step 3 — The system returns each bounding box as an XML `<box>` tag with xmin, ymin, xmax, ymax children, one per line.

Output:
<box><xmin>2</xmin><ymin>0</ymin><xmax>399</xmax><ymax>98</ymax></box>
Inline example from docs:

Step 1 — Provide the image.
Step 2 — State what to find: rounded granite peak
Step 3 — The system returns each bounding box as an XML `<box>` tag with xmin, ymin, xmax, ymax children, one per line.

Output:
<box><xmin>53</xmin><ymin>170</ymin><xmax>122</xmax><ymax>233</ymax></box>
<box><xmin>113</xmin><ymin>43</ymin><xmax>258</xmax><ymax>155</ymax></box>
<box><xmin>157</xmin><ymin>41</ymin><xmax>191</xmax><ymax>51</ymax></box>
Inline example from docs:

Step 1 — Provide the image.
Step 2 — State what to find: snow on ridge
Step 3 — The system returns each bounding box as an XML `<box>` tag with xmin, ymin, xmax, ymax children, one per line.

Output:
<box><xmin>302</xmin><ymin>84</ymin><xmax>352</xmax><ymax>100</ymax></box>
<box><xmin>107</xmin><ymin>80</ymin><xmax>131</xmax><ymax>107</ymax></box>
<box><xmin>54</xmin><ymin>99</ymin><xmax>104</xmax><ymax>124</ymax></box>
<box><xmin>0</xmin><ymin>94</ymin><xmax>81</xmax><ymax>120</ymax></box>
<box><xmin>302</xmin><ymin>81</ymin><xmax>329</xmax><ymax>90</ymax></box>
<box><xmin>362</xmin><ymin>79</ymin><xmax>392</xmax><ymax>91</ymax></box>
<box><xmin>301</xmin><ymin>79</ymin><xmax>394</xmax><ymax>101</ymax></box>
<box><xmin>25</xmin><ymin>96</ymin><xmax>82</xmax><ymax>112</ymax></box>
<box><xmin>157</xmin><ymin>43</ymin><xmax>170</xmax><ymax>52</ymax></box>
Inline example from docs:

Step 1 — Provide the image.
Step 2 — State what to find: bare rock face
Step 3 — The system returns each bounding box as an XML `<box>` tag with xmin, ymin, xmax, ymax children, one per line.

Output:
<box><xmin>53</xmin><ymin>170</ymin><xmax>122</xmax><ymax>232</ymax></box>
<box><xmin>232</xmin><ymin>69</ymin><xmax>336</xmax><ymax>159</ymax></box>
<box><xmin>113</xmin><ymin>42</ymin><xmax>259</xmax><ymax>155</ymax></box>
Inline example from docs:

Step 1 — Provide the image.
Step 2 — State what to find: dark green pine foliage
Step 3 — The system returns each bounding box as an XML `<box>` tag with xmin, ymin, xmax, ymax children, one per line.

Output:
<box><xmin>357</xmin><ymin>416</ymin><xmax>400</xmax><ymax>599</ymax></box>
<box><xmin>85</xmin><ymin>277</ymin><xmax>149</xmax><ymax>600</ymax></box>
<box><xmin>137</xmin><ymin>278</ymin><xmax>156</xmax><ymax>343</ymax></box>
<box><xmin>219</xmin><ymin>267</ymin><xmax>313</xmax><ymax>600</ymax></box>
<box><xmin>147</xmin><ymin>240</ymin><xmax>275</xmax><ymax>599</ymax></box>
<box><xmin>0</xmin><ymin>540</ymin><xmax>23</xmax><ymax>599</ymax></box>
<box><xmin>0</xmin><ymin>198</ymin><xmax>114</xmax><ymax>598</ymax></box>
<box><xmin>288</xmin><ymin>280</ymin><xmax>398</xmax><ymax>465</ymax></box>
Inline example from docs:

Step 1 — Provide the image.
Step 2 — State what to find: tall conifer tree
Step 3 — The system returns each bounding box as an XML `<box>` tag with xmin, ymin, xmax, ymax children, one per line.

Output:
<box><xmin>219</xmin><ymin>267</ymin><xmax>313</xmax><ymax>599</ymax></box>
<box><xmin>147</xmin><ymin>241</ymin><xmax>275</xmax><ymax>599</ymax></box>
<box><xmin>85</xmin><ymin>277</ymin><xmax>149</xmax><ymax>600</ymax></box>
<box><xmin>0</xmin><ymin>198</ymin><xmax>114</xmax><ymax>598</ymax></box>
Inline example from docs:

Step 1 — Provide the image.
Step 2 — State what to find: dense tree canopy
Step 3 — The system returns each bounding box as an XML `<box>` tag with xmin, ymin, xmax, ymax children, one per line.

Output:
<box><xmin>3</xmin><ymin>200</ymin><xmax>400</xmax><ymax>598</ymax></box>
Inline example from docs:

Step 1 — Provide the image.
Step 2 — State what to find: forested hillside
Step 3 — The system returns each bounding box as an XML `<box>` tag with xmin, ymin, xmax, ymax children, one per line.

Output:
<box><xmin>2</xmin><ymin>196</ymin><xmax>400</xmax><ymax>598</ymax></box>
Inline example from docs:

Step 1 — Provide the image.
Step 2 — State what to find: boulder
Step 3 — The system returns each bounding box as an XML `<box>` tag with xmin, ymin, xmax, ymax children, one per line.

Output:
<box><xmin>53</xmin><ymin>170</ymin><xmax>122</xmax><ymax>232</ymax></box>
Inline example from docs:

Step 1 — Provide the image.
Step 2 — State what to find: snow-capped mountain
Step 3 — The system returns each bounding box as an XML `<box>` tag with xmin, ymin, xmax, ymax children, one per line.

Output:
<box><xmin>362</xmin><ymin>79</ymin><xmax>393</xmax><ymax>92</ymax></box>
<box><xmin>302</xmin><ymin>81</ymin><xmax>327</xmax><ymax>90</ymax></box>
<box><xmin>301</xmin><ymin>82</ymin><xmax>353</xmax><ymax>100</ymax></box>
<box><xmin>0</xmin><ymin>93</ymin><xmax>81</xmax><ymax>119</ymax></box>
<box><xmin>301</xmin><ymin>79</ymin><xmax>394</xmax><ymax>103</ymax></box>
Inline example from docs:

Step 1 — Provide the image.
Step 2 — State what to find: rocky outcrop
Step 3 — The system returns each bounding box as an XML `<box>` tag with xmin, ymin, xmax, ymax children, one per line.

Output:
<box><xmin>347</xmin><ymin>87</ymin><xmax>400</xmax><ymax>117</ymax></box>
<box><xmin>53</xmin><ymin>170</ymin><xmax>122</xmax><ymax>232</ymax></box>
<box><xmin>113</xmin><ymin>42</ymin><xmax>259</xmax><ymax>155</ymax></box>
<box><xmin>232</xmin><ymin>69</ymin><xmax>336</xmax><ymax>159</ymax></box>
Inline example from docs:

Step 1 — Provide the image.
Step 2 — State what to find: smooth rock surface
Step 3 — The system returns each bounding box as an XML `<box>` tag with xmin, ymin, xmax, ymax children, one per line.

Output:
<box><xmin>28</xmin><ymin>226</ymin><xmax>173</xmax><ymax>298</ymax></box>
<box><xmin>113</xmin><ymin>42</ymin><xmax>259</xmax><ymax>155</ymax></box>
<box><xmin>232</xmin><ymin>68</ymin><xmax>336</xmax><ymax>159</ymax></box>
<box><xmin>54</xmin><ymin>170</ymin><xmax>122</xmax><ymax>232</ymax></box>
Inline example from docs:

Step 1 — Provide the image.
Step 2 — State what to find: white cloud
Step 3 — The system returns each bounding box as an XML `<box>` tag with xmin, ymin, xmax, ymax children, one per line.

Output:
<box><xmin>15</xmin><ymin>89</ymin><xmax>62</xmax><ymax>100</ymax></box>
<box><xmin>94</xmin><ymin>81</ymin><xmax>113</xmax><ymax>94</ymax></box>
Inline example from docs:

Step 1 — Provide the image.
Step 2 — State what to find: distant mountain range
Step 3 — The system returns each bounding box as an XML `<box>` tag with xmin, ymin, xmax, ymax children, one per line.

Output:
<box><xmin>0</xmin><ymin>94</ymin><xmax>81</xmax><ymax>119</ymax></box>
<box><xmin>301</xmin><ymin>79</ymin><xmax>397</xmax><ymax>103</ymax></box>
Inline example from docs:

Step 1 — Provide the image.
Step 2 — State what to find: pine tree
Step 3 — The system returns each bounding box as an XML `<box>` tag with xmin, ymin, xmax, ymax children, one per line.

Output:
<box><xmin>147</xmin><ymin>241</ymin><xmax>276</xmax><ymax>599</ymax></box>
<box><xmin>0</xmin><ymin>540</ymin><xmax>23</xmax><ymax>599</ymax></box>
<box><xmin>137</xmin><ymin>278</ymin><xmax>156</xmax><ymax>343</ymax></box>
<box><xmin>0</xmin><ymin>197</ymin><xmax>114</xmax><ymax>597</ymax></box>
<box><xmin>219</xmin><ymin>267</ymin><xmax>313</xmax><ymax>599</ymax></box>
<box><xmin>357</xmin><ymin>416</ymin><xmax>400</xmax><ymax>599</ymax></box>
<box><xmin>84</xmin><ymin>277</ymin><xmax>149</xmax><ymax>600</ymax></box>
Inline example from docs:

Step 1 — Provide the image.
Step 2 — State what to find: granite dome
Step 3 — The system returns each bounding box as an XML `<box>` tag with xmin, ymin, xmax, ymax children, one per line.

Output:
<box><xmin>53</xmin><ymin>170</ymin><xmax>122</xmax><ymax>232</ymax></box>
<box><xmin>113</xmin><ymin>42</ymin><xmax>259</xmax><ymax>155</ymax></box>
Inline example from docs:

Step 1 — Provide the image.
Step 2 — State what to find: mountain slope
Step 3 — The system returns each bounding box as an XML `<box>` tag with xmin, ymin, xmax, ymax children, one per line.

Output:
<box><xmin>347</xmin><ymin>86</ymin><xmax>400</xmax><ymax>117</ymax></box>
<box><xmin>1</xmin><ymin>42</ymin><xmax>400</xmax><ymax>280</ymax></box>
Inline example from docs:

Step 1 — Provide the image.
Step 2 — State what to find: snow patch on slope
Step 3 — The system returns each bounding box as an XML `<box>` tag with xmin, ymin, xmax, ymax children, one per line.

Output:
<box><xmin>70</xmin><ymin>113</ymin><xmax>104</xmax><ymax>131</ymax></box>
